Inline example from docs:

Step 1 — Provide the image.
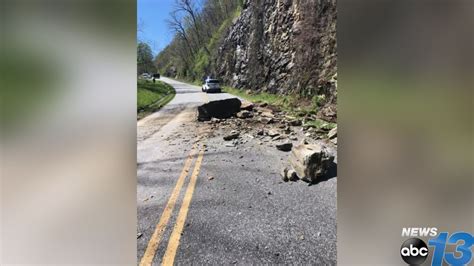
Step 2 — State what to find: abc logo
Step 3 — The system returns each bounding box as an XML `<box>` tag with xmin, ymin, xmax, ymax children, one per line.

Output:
<box><xmin>400</xmin><ymin>238</ymin><xmax>429</xmax><ymax>265</ymax></box>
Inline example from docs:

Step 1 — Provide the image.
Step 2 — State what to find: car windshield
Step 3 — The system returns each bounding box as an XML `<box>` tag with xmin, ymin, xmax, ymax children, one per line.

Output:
<box><xmin>207</xmin><ymin>79</ymin><xmax>219</xmax><ymax>84</ymax></box>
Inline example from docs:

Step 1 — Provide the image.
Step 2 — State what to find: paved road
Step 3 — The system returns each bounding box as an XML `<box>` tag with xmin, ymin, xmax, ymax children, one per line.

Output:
<box><xmin>137</xmin><ymin>77</ymin><xmax>337</xmax><ymax>265</ymax></box>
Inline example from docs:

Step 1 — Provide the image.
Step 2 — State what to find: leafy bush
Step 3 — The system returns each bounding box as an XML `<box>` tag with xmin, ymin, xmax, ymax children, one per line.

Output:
<box><xmin>312</xmin><ymin>94</ymin><xmax>326</xmax><ymax>107</ymax></box>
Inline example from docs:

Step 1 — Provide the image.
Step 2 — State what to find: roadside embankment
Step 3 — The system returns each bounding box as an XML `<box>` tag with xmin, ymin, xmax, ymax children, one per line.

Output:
<box><xmin>137</xmin><ymin>79</ymin><xmax>175</xmax><ymax>120</ymax></box>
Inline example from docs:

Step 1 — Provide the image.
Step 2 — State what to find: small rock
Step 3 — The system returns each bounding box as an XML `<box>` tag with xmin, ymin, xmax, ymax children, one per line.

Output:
<box><xmin>143</xmin><ymin>195</ymin><xmax>154</xmax><ymax>202</ymax></box>
<box><xmin>261</xmin><ymin>111</ymin><xmax>275</xmax><ymax>118</ymax></box>
<box><xmin>276</xmin><ymin>142</ymin><xmax>293</xmax><ymax>151</ymax></box>
<box><xmin>330</xmin><ymin>137</ymin><xmax>337</xmax><ymax>145</ymax></box>
<box><xmin>267</xmin><ymin>129</ymin><xmax>279</xmax><ymax>137</ymax></box>
<box><xmin>225</xmin><ymin>143</ymin><xmax>236</xmax><ymax>147</ymax></box>
<box><xmin>240</xmin><ymin>101</ymin><xmax>254</xmax><ymax>110</ymax></box>
<box><xmin>289</xmin><ymin>119</ymin><xmax>302</xmax><ymax>126</ymax></box>
<box><xmin>236</xmin><ymin>110</ymin><xmax>253</xmax><ymax>119</ymax></box>
<box><xmin>289</xmin><ymin>135</ymin><xmax>298</xmax><ymax>141</ymax></box>
<box><xmin>224</xmin><ymin>132</ymin><xmax>239</xmax><ymax>141</ymax></box>
<box><xmin>327</xmin><ymin>126</ymin><xmax>337</xmax><ymax>139</ymax></box>
<box><xmin>137</xmin><ymin>232</ymin><xmax>143</xmax><ymax>239</ymax></box>
<box><xmin>256</xmin><ymin>129</ymin><xmax>264</xmax><ymax>135</ymax></box>
<box><xmin>208</xmin><ymin>176</ymin><xmax>215</xmax><ymax>180</ymax></box>
<box><xmin>272</xmin><ymin>135</ymin><xmax>282</xmax><ymax>141</ymax></box>
<box><xmin>259</xmin><ymin>117</ymin><xmax>274</xmax><ymax>124</ymax></box>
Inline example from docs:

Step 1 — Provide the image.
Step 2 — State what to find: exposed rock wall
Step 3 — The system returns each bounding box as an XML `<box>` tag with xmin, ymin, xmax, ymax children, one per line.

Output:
<box><xmin>217</xmin><ymin>0</ymin><xmax>337</xmax><ymax>120</ymax></box>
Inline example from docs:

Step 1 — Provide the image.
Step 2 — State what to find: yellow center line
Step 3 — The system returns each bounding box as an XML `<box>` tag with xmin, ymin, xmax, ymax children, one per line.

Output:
<box><xmin>161</xmin><ymin>146</ymin><xmax>206</xmax><ymax>266</ymax></box>
<box><xmin>139</xmin><ymin>142</ymin><xmax>198</xmax><ymax>266</ymax></box>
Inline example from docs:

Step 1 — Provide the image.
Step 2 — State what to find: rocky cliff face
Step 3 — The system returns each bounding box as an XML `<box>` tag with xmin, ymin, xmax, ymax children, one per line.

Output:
<box><xmin>217</xmin><ymin>0</ymin><xmax>337</xmax><ymax>121</ymax></box>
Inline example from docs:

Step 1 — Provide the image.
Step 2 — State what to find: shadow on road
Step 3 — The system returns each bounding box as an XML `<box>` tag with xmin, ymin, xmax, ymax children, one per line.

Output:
<box><xmin>308</xmin><ymin>162</ymin><xmax>337</xmax><ymax>186</ymax></box>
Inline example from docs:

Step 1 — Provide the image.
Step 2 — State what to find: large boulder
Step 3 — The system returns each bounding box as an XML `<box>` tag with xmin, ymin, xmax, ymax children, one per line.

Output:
<box><xmin>289</xmin><ymin>143</ymin><xmax>334</xmax><ymax>183</ymax></box>
<box><xmin>197</xmin><ymin>98</ymin><xmax>242</xmax><ymax>121</ymax></box>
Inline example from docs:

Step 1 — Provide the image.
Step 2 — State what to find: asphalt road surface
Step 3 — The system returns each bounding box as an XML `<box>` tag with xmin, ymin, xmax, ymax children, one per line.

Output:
<box><xmin>137</xmin><ymin>77</ymin><xmax>337</xmax><ymax>265</ymax></box>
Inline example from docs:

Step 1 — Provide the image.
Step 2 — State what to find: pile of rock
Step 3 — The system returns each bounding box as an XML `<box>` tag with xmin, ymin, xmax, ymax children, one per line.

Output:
<box><xmin>197</xmin><ymin>98</ymin><xmax>336</xmax><ymax>151</ymax></box>
<box><xmin>197</xmin><ymin>98</ymin><xmax>336</xmax><ymax>184</ymax></box>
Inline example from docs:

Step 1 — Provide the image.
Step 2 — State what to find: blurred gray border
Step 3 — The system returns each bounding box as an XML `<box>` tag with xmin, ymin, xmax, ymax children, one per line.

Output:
<box><xmin>338</xmin><ymin>0</ymin><xmax>473</xmax><ymax>264</ymax></box>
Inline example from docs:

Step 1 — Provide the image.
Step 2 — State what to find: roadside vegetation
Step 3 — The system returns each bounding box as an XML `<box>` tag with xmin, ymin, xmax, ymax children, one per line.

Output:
<box><xmin>137</xmin><ymin>80</ymin><xmax>175</xmax><ymax>120</ymax></box>
<box><xmin>137</xmin><ymin>42</ymin><xmax>156</xmax><ymax>75</ymax></box>
<box><xmin>222</xmin><ymin>86</ymin><xmax>336</xmax><ymax>130</ymax></box>
<box><xmin>155</xmin><ymin>0</ymin><xmax>243</xmax><ymax>81</ymax></box>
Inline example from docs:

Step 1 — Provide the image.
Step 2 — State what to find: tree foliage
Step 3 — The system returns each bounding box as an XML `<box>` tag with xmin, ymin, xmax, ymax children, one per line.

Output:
<box><xmin>137</xmin><ymin>42</ymin><xmax>155</xmax><ymax>74</ymax></box>
<box><xmin>155</xmin><ymin>0</ymin><xmax>243</xmax><ymax>80</ymax></box>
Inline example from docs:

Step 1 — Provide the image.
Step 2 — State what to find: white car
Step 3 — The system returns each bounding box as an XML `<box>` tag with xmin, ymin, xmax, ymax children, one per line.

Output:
<box><xmin>140</xmin><ymin>73</ymin><xmax>151</xmax><ymax>79</ymax></box>
<box><xmin>201</xmin><ymin>79</ymin><xmax>221</xmax><ymax>93</ymax></box>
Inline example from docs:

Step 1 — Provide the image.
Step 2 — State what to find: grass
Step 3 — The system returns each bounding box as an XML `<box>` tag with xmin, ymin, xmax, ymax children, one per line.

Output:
<box><xmin>222</xmin><ymin>86</ymin><xmax>294</xmax><ymax>110</ymax></box>
<box><xmin>222</xmin><ymin>86</ymin><xmax>336</xmax><ymax>130</ymax></box>
<box><xmin>304</xmin><ymin>119</ymin><xmax>336</xmax><ymax>130</ymax></box>
<box><xmin>137</xmin><ymin>79</ymin><xmax>175</xmax><ymax>120</ymax></box>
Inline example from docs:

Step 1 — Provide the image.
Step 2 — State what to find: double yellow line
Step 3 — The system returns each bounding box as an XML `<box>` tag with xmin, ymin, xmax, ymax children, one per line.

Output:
<box><xmin>140</xmin><ymin>140</ymin><xmax>206</xmax><ymax>266</ymax></box>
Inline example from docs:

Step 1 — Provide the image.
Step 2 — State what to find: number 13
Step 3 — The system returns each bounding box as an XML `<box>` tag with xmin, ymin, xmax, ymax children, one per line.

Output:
<box><xmin>429</xmin><ymin>232</ymin><xmax>473</xmax><ymax>266</ymax></box>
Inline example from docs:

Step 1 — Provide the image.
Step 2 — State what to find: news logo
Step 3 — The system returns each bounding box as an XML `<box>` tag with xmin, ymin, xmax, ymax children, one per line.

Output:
<box><xmin>400</xmin><ymin>238</ymin><xmax>429</xmax><ymax>265</ymax></box>
<box><xmin>401</xmin><ymin>228</ymin><xmax>473</xmax><ymax>266</ymax></box>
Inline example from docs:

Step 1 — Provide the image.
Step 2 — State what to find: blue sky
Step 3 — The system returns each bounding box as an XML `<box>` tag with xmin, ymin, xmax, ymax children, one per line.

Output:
<box><xmin>137</xmin><ymin>0</ymin><xmax>175</xmax><ymax>56</ymax></box>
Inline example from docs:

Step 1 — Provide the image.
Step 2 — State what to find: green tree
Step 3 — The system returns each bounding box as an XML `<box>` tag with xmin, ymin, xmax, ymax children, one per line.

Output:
<box><xmin>137</xmin><ymin>42</ymin><xmax>155</xmax><ymax>74</ymax></box>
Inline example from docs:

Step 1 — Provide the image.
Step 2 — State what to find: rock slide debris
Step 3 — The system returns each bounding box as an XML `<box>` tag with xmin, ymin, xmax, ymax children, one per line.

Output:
<box><xmin>196</xmin><ymin>99</ymin><xmax>336</xmax><ymax>184</ymax></box>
